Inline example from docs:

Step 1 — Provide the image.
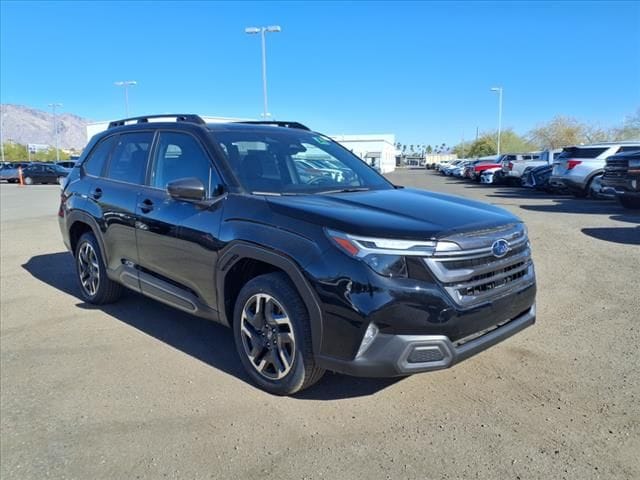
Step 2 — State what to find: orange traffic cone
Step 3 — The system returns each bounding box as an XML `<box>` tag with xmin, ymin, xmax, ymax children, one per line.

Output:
<box><xmin>18</xmin><ymin>167</ymin><xmax>25</xmax><ymax>187</ymax></box>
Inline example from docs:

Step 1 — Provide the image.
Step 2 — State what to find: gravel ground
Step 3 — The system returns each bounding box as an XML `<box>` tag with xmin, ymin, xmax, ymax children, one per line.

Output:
<box><xmin>1</xmin><ymin>172</ymin><xmax>639</xmax><ymax>480</ymax></box>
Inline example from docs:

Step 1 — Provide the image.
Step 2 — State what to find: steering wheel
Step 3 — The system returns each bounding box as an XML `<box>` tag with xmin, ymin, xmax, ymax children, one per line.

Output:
<box><xmin>307</xmin><ymin>175</ymin><xmax>335</xmax><ymax>186</ymax></box>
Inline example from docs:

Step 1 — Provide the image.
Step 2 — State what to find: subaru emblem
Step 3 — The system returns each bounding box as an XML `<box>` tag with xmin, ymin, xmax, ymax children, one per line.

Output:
<box><xmin>491</xmin><ymin>239</ymin><xmax>510</xmax><ymax>258</ymax></box>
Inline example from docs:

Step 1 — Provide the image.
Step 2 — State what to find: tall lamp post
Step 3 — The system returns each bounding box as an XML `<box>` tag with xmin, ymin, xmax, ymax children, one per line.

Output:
<box><xmin>114</xmin><ymin>80</ymin><xmax>137</xmax><ymax>117</ymax></box>
<box><xmin>490</xmin><ymin>87</ymin><xmax>503</xmax><ymax>156</ymax></box>
<box><xmin>0</xmin><ymin>106</ymin><xmax>5</xmax><ymax>163</ymax></box>
<box><xmin>48</xmin><ymin>103</ymin><xmax>63</xmax><ymax>162</ymax></box>
<box><xmin>245</xmin><ymin>25</ymin><xmax>281</xmax><ymax>119</ymax></box>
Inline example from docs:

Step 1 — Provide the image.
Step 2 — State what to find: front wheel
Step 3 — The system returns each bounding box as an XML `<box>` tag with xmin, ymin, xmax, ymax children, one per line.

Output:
<box><xmin>24</xmin><ymin>176</ymin><xmax>33</xmax><ymax>185</ymax></box>
<box><xmin>233</xmin><ymin>272</ymin><xmax>324</xmax><ymax>395</ymax></box>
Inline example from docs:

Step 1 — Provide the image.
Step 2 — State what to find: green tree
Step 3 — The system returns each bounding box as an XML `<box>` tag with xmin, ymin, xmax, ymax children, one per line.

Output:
<box><xmin>426</xmin><ymin>145</ymin><xmax>433</xmax><ymax>154</ymax></box>
<box><xmin>467</xmin><ymin>138</ymin><xmax>496</xmax><ymax>157</ymax></box>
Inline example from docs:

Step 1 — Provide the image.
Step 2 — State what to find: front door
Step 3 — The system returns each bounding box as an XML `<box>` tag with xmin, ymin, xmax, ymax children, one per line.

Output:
<box><xmin>135</xmin><ymin>130</ymin><xmax>225</xmax><ymax>309</ymax></box>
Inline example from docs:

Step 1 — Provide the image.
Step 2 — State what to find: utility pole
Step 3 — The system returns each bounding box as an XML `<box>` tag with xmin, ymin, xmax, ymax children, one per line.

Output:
<box><xmin>0</xmin><ymin>105</ymin><xmax>5</xmax><ymax>163</ymax></box>
<box><xmin>491</xmin><ymin>87</ymin><xmax>503</xmax><ymax>156</ymax></box>
<box><xmin>48</xmin><ymin>103</ymin><xmax>63</xmax><ymax>162</ymax></box>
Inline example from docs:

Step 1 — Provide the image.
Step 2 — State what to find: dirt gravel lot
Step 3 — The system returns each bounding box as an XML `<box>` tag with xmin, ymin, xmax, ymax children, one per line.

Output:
<box><xmin>1</xmin><ymin>171</ymin><xmax>639</xmax><ymax>480</ymax></box>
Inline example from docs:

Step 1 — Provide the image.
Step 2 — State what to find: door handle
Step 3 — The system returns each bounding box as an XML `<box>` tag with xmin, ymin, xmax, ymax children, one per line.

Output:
<box><xmin>138</xmin><ymin>198</ymin><xmax>154</xmax><ymax>213</ymax></box>
<box><xmin>91</xmin><ymin>187</ymin><xmax>102</xmax><ymax>199</ymax></box>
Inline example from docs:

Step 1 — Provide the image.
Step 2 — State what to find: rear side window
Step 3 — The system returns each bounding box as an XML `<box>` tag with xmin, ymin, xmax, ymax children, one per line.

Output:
<box><xmin>558</xmin><ymin>147</ymin><xmax>607</xmax><ymax>159</ymax></box>
<box><xmin>106</xmin><ymin>132</ymin><xmax>154</xmax><ymax>184</ymax></box>
<box><xmin>84</xmin><ymin>136</ymin><xmax>116</xmax><ymax>177</ymax></box>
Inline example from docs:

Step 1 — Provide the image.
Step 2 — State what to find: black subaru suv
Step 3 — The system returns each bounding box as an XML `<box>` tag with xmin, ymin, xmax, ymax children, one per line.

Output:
<box><xmin>59</xmin><ymin>114</ymin><xmax>536</xmax><ymax>395</ymax></box>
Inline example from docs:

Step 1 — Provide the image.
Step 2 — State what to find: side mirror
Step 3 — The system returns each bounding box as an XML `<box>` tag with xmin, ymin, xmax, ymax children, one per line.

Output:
<box><xmin>167</xmin><ymin>177</ymin><xmax>206</xmax><ymax>201</ymax></box>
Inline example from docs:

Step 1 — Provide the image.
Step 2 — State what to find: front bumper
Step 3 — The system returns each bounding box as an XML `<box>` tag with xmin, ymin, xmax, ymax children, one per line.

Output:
<box><xmin>601</xmin><ymin>177</ymin><xmax>640</xmax><ymax>198</ymax></box>
<box><xmin>317</xmin><ymin>303</ymin><xmax>536</xmax><ymax>377</ymax></box>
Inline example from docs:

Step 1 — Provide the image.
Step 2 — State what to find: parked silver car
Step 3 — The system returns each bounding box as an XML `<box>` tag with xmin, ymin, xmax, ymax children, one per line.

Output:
<box><xmin>550</xmin><ymin>142</ymin><xmax>640</xmax><ymax>198</ymax></box>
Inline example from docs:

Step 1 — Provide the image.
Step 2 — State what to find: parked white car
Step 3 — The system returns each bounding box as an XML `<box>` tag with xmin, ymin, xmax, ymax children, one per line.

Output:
<box><xmin>480</xmin><ymin>167</ymin><xmax>502</xmax><ymax>184</ymax></box>
<box><xmin>550</xmin><ymin>142</ymin><xmax>640</xmax><ymax>198</ymax></box>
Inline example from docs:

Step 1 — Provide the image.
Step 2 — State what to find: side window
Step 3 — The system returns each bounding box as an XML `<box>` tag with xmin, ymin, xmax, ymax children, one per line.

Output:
<box><xmin>618</xmin><ymin>146</ymin><xmax>640</xmax><ymax>153</ymax></box>
<box><xmin>84</xmin><ymin>136</ymin><xmax>116</xmax><ymax>177</ymax></box>
<box><xmin>106</xmin><ymin>132</ymin><xmax>153</xmax><ymax>184</ymax></box>
<box><xmin>150</xmin><ymin>132</ymin><xmax>218</xmax><ymax>194</ymax></box>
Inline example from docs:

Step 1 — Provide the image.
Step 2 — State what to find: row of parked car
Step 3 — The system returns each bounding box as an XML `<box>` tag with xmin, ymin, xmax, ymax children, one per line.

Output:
<box><xmin>435</xmin><ymin>142</ymin><xmax>640</xmax><ymax>209</ymax></box>
<box><xmin>0</xmin><ymin>160</ymin><xmax>76</xmax><ymax>185</ymax></box>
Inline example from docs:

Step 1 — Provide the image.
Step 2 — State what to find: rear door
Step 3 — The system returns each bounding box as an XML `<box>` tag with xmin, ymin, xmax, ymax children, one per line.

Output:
<box><xmin>135</xmin><ymin>130</ymin><xmax>225</xmax><ymax>309</ymax></box>
<box><xmin>87</xmin><ymin>131</ymin><xmax>154</xmax><ymax>272</ymax></box>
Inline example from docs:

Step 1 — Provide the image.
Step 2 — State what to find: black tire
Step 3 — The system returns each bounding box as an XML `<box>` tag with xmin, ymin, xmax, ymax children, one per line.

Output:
<box><xmin>74</xmin><ymin>232</ymin><xmax>123</xmax><ymax>304</ymax></box>
<box><xmin>24</xmin><ymin>176</ymin><xmax>33</xmax><ymax>185</ymax></box>
<box><xmin>619</xmin><ymin>195</ymin><xmax>640</xmax><ymax>210</ymax></box>
<box><xmin>574</xmin><ymin>175</ymin><xmax>601</xmax><ymax>199</ymax></box>
<box><xmin>232</xmin><ymin>272</ymin><xmax>324</xmax><ymax>395</ymax></box>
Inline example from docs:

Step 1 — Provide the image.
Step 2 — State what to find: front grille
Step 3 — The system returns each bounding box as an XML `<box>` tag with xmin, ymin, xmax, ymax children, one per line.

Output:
<box><xmin>424</xmin><ymin>225</ymin><xmax>535</xmax><ymax>307</ymax></box>
<box><xmin>603</xmin><ymin>159</ymin><xmax>628</xmax><ymax>181</ymax></box>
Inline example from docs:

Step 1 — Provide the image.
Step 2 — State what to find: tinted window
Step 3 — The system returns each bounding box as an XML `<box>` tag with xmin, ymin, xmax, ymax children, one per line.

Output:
<box><xmin>558</xmin><ymin>147</ymin><xmax>607</xmax><ymax>159</ymax></box>
<box><xmin>617</xmin><ymin>146</ymin><xmax>640</xmax><ymax>153</ymax></box>
<box><xmin>150</xmin><ymin>132</ymin><xmax>217</xmax><ymax>194</ymax></box>
<box><xmin>84</xmin><ymin>136</ymin><xmax>116</xmax><ymax>177</ymax></box>
<box><xmin>214</xmin><ymin>130</ymin><xmax>392</xmax><ymax>194</ymax></box>
<box><xmin>106</xmin><ymin>132</ymin><xmax>153</xmax><ymax>184</ymax></box>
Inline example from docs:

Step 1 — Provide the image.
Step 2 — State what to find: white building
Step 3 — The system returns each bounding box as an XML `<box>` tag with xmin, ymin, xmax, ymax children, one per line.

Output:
<box><xmin>330</xmin><ymin>134</ymin><xmax>396</xmax><ymax>174</ymax></box>
<box><xmin>86</xmin><ymin>115</ymin><xmax>248</xmax><ymax>141</ymax></box>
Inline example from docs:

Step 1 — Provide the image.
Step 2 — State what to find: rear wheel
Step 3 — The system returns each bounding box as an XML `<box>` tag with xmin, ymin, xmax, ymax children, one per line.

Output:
<box><xmin>58</xmin><ymin>176</ymin><xmax>65</xmax><ymax>185</ymax></box>
<box><xmin>233</xmin><ymin>272</ymin><xmax>324</xmax><ymax>395</ymax></box>
<box><xmin>575</xmin><ymin>175</ymin><xmax>602</xmax><ymax>199</ymax></box>
<box><xmin>619</xmin><ymin>195</ymin><xmax>640</xmax><ymax>210</ymax></box>
<box><xmin>75</xmin><ymin>232</ymin><xmax>123</xmax><ymax>304</ymax></box>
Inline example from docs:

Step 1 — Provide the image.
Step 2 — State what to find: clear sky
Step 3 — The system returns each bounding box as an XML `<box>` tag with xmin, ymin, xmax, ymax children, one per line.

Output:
<box><xmin>1</xmin><ymin>0</ymin><xmax>639</xmax><ymax>146</ymax></box>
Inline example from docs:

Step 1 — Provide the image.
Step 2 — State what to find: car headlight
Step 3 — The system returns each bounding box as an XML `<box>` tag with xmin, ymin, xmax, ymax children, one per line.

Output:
<box><xmin>325</xmin><ymin>229</ymin><xmax>436</xmax><ymax>278</ymax></box>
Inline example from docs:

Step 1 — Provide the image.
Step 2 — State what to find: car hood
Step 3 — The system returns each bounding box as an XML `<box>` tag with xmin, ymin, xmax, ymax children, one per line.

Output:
<box><xmin>266</xmin><ymin>188</ymin><xmax>521</xmax><ymax>240</ymax></box>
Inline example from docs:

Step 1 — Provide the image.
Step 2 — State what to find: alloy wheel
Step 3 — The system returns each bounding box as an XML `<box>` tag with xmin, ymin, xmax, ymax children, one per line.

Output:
<box><xmin>77</xmin><ymin>242</ymin><xmax>100</xmax><ymax>296</ymax></box>
<box><xmin>240</xmin><ymin>293</ymin><xmax>296</xmax><ymax>380</ymax></box>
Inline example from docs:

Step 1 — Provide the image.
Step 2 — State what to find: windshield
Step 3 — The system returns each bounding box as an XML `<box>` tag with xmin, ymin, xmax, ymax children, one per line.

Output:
<box><xmin>212</xmin><ymin>129</ymin><xmax>393</xmax><ymax>194</ymax></box>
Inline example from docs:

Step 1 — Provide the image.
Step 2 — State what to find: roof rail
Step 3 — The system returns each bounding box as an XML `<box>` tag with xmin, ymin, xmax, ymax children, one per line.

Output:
<box><xmin>108</xmin><ymin>114</ymin><xmax>206</xmax><ymax>129</ymax></box>
<box><xmin>234</xmin><ymin>120</ymin><xmax>311</xmax><ymax>131</ymax></box>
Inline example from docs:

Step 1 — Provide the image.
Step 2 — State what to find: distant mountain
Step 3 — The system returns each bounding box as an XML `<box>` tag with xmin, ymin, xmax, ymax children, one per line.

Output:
<box><xmin>1</xmin><ymin>104</ymin><xmax>90</xmax><ymax>150</ymax></box>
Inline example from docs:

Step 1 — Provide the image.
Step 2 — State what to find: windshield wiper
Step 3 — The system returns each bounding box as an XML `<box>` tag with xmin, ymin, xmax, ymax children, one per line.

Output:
<box><xmin>318</xmin><ymin>187</ymin><xmax>371</xmax><ymax>194</ymax></box>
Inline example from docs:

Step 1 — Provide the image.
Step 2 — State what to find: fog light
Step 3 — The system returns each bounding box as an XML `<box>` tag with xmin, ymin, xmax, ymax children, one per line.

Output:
<box><xmin>632</xmin><ymin>179</ymin><xmax>637</xmax><ymax>189</ymax></box>
<box><xmin>356</xmin><ymin>323</ymin><xmax>379</xmax><ymax>358</ymax></box>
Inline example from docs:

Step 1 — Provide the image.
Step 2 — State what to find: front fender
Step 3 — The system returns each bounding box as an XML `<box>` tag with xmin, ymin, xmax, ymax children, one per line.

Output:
<box><xmin>216</xmin><ymin>240</ymin><xmax>325</xmax><ymax>356</ymax></box>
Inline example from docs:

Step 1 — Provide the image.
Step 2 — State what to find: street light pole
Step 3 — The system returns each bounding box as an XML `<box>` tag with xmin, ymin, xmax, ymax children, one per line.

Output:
<box><xmin>0</xmin><ymin>106</ymin><xmax>5</xmax><ymax>163</ymax></box>
<box><xmin>48</xmin><ymin>103</ymin><xmax>63</xmax><ymax>162</ymax></box>
<box><xmin>490</xmin><ymin>87</ymin><xmax>503</xmax><ymax>156</ymax></box>
<box><xmin>114</xmin><ymin>80</ymin><xmax>137</xmax><ymax>117</ymax></box>
<box><xmin>245</xmin><ymin>25</ymin><xmax>281</xmax><ymax>118</ymax></box>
